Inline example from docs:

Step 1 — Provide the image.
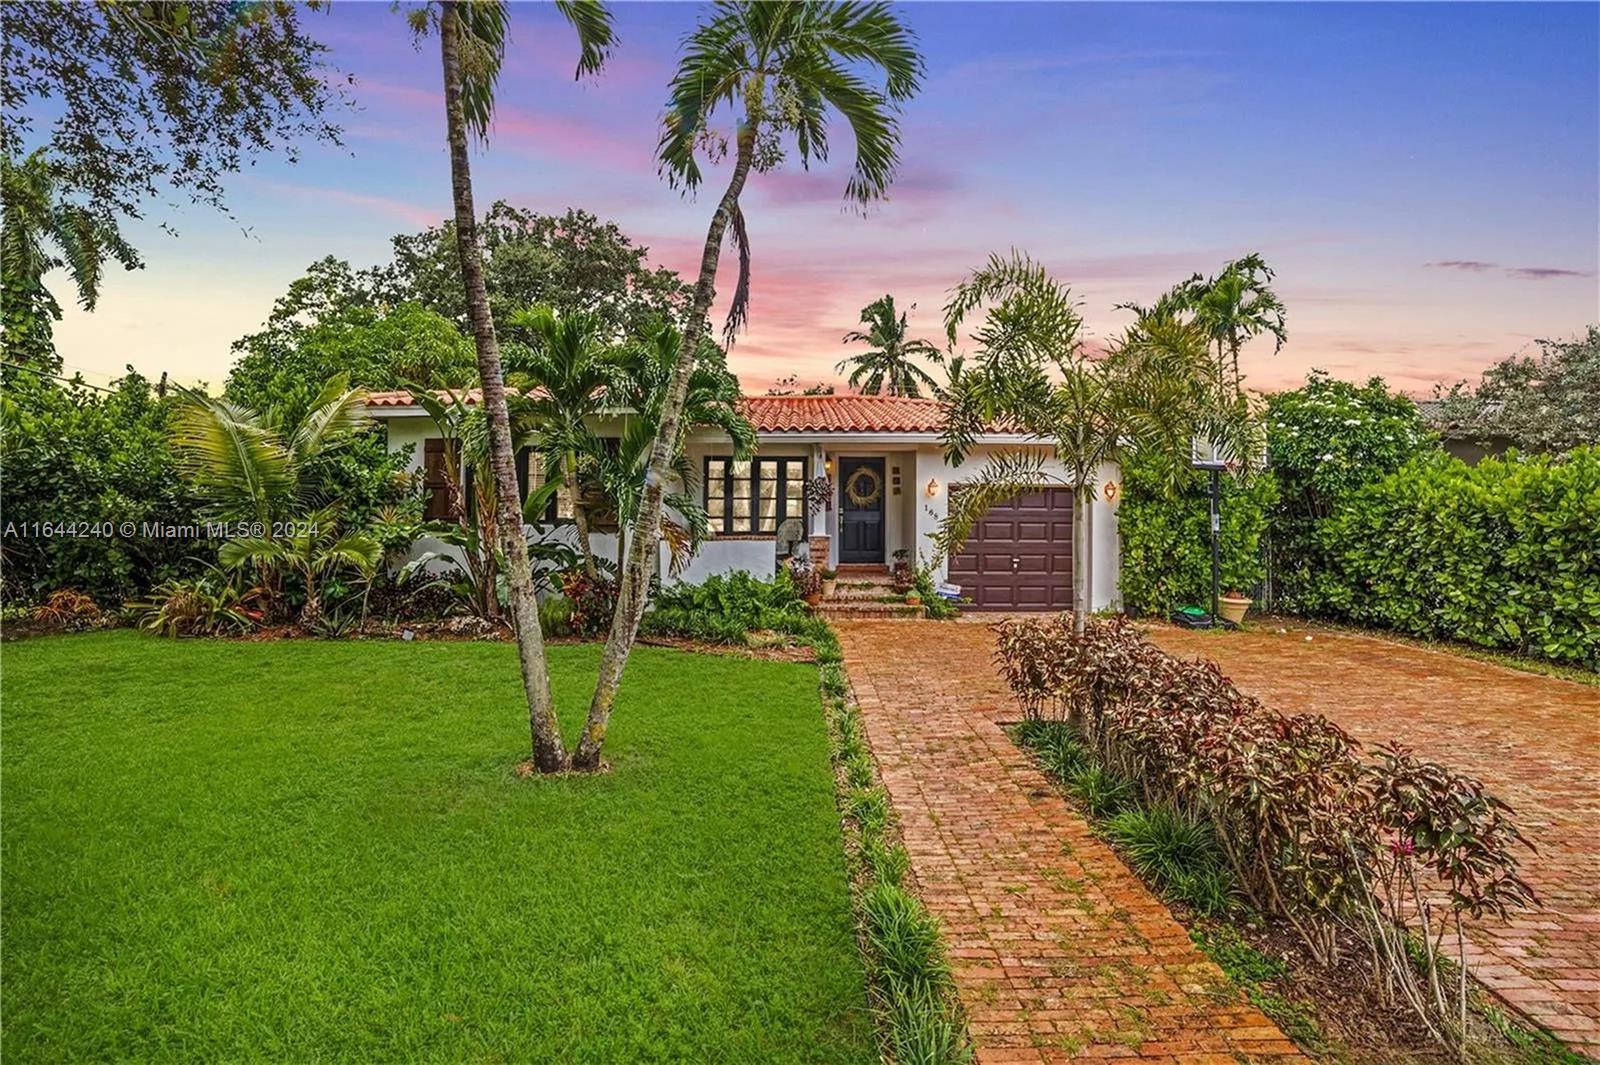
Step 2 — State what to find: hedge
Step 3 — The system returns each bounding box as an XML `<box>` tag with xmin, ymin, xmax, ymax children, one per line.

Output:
<box><xmin>1311</xmin><ymin>447</ymin><xmax>1600</xmax><ymax>668</ymax></box>
<box><xmin>1117</xmin><ymin>452</ymin><xmax>1276</xmax><ymax>618</ymax></box>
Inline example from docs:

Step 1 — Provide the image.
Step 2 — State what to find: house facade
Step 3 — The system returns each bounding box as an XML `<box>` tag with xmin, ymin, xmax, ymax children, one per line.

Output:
<box><xmin>367</xmin><ymin>392</ymin><xmax>1122</xmax><ymax>612</ymax></box>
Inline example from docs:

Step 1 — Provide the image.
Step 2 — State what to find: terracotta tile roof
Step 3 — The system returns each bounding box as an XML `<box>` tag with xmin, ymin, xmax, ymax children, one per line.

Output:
<box><xmin>737</xmin><ymin>394</ymin><xmax>948</xmax><ymax>433</ymax></box>
<box><xmin>366</xmin><ymin>390</ymin><xmax>967</xmax><ymax>434</ymax></box>
<box><xmin>365</xmin><ymin>388</ymin><xmax>484</xmax><ymax>407</ymax></box>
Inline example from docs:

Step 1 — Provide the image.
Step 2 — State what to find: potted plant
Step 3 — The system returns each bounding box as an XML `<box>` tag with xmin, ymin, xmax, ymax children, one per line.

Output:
<box><xmin>819</xmin><ymin>567</ymin><xmax>838</xmax><ymax>598</ymax></box>
<box><xmin>1218</xmin><ymin>589</ymin><xmax>1252</xmax><ymax>625</ymax></box>
<box><xmin>793</xmin><ymin>562</ymin><xmax>824</xmax><ymax>607</ymax></box>
<box><xmin>890</xmin><ymin>549</ymin><xmax>913</xmax><ymax>593</ymax></box>
<box><xmin>904</xmin><ymin>589</ymin><xmax>922</xmax><ymax>607</ymax></box>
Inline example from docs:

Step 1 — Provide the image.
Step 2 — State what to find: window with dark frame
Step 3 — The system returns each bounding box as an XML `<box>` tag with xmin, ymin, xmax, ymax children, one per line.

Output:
<box><xmin>704</xmin><ymin>456</ymin><xmax>808</xmax><ymax>535</ymax></box>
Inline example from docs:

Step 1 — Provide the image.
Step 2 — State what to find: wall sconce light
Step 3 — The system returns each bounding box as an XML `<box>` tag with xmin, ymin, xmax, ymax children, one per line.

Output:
<box><xmin>1102</xmin><ymin>481</ymin><xmax>1121</xmax><ymax>504</ymax></box>
<box><xmin>924</xmin><ymin>478</ymin><xmax>939</xmax><ymax>498</ymax></box>
<box><xmin>824</xmin><ymin>458</ymin><xmax>834</xmax><ymax>474</ymax></box>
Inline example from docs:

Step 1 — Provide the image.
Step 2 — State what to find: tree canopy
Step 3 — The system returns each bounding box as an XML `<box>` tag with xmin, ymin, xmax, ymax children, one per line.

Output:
<box><xmin>1427</xmin><ymin>325</ymin><xmax>1600</xmax><ymax>454</ymax></box>
<box><xmin>2</xmin><ymin>1</ymin><xmax>345</xmax><ymax>229</ymax></box>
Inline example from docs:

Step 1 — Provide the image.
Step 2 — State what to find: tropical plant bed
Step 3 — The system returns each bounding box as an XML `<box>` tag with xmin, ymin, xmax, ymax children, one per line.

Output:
<box><xmin>2</xmin><ymin>632</ymin><xmax>877</xmax><ymax>1062</ymax></box>
<box><xmin>1010</xmin><ymin>721</ymin><xmax>1583</xmax><ymax>1064</ymax></box>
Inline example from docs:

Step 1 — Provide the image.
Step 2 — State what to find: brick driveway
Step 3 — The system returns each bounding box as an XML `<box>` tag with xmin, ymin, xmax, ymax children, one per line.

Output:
<box><xmin>1150</xmin><ymin>624</ymin><xmax>1600</xmax><ymax>1055</ymax></box>
<box><xmin>837</xmin><ymin>621</ymin><xmax>1304</xmax><ymax>1063</ymax></box>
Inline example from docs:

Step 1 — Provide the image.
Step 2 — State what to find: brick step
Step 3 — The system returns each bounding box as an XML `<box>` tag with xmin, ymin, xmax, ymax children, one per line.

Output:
<box><xmin>833</xmin><ymin>564</ymin><xmax>890</xmax><ymax>577</ymax></box>
<box><xmin>815</xmin><ymin>601</ymin><xmax>925</xmax><ymax>620</ymax></box>
<box><xmin>826</xmin><ymin>585</ymin><xmax>905</xmax><ymax>602</ymax></box>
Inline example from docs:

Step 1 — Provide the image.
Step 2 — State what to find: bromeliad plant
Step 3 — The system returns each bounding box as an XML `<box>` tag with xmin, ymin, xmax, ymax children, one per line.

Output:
<box><xmin>995</xmin><ymin>614</ymin><xmax>1537</xmax><ymax>1053</ymax></box>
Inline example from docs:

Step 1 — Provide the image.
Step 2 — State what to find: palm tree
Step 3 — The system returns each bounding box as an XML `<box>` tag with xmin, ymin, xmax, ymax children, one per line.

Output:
<box><xmin>835</xmin><ymin>294</ymin><xmax>943</xmax><ymax>396</ymax></box>
<box><xmin>169</xmin><ymin>374</ymin><xmax>374</xmax><ymax>617</ymax></box>
<box><xmin>1124</xmin><ymin>254</ymin><xmax>1285</xmax><ymax>396</ymax></box>
<box><xmin>404</xmin><ymin>385</ymin><xmax>544</xmax><ymax>620</ymax></box>
<box><xmin>593</xmin><ymin>322</ymin><xmax>756</xmax><ymax>571</ymax></box>
<box><xmin>937</xmin><ymin>253</ymin><xmax>1232</xmax><ymax>634</ymax></box>
<box><xmin>506</xmin><ymin>305</ymin><xmax>620</xmax><ymax>578</ymax></box>
<box><xmin>218</xmin><ymin>503</ymin><xmax>380</xmax><ymax>624</ymax></box>
<box><xmin>433</xmin><ymin>0</ymin><xmax>613</xmax><ymax>774</ymax></box>
<box><xmin>1</xmin><ymin>149</ymin><xmax>139</xmax><ymax>369</ymax></box>
<box><xmin>578</xmin><ymin>1</ymin><xmax>924</xmax><ymax>771</ymax></box>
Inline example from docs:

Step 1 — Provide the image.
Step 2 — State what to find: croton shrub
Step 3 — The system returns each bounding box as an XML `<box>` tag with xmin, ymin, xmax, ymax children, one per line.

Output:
<box><xmin>995</xmin><ymin>615</ymin><xmax>1537</xmax><ymax>1049</ymax></box>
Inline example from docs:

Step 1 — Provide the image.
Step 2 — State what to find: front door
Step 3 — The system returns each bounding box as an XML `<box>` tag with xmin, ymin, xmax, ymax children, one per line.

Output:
<box><xmin>838</xmin><ymin>457</ymin><xmax>886</xmax><ymax>563</ymax></box>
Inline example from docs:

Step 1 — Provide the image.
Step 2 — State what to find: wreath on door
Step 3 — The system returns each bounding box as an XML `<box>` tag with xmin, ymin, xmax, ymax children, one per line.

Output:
<box><xmin>844</xmin><ymin>465</ymin><xmax>883</xmax><ymax>507</ymax></box>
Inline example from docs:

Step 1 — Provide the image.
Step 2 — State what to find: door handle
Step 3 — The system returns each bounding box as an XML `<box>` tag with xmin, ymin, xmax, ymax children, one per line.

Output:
<box><xmin>1010</xmin><ymin>556</ymin><xmax>1020</xmax><ymax>572</ymax></box>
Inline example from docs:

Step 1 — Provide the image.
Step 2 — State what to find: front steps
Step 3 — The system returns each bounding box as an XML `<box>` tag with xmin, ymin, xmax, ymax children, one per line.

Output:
<box><xmin>815</xmin><ymin>566</ymin><xmax>924</xmax><ymax>621</ymax></box>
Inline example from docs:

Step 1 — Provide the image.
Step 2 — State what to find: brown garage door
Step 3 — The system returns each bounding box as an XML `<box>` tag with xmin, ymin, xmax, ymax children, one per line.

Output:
<box><xmin>948</xmin><ymin>487</ymin><xmax>1073</xmax><ymax>611</ymax></box>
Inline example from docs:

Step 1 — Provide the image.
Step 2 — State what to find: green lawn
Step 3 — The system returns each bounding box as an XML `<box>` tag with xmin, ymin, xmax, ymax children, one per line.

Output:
<box><xmin>2</xmin><ymin>632</ymin><xmax>874</xmax><ymax>1063</ymax></box>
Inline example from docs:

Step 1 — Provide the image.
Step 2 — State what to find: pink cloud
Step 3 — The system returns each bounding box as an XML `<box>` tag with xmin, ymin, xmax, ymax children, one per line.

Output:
<box><xmin>254</xmin><ymin>178</ymin><xmax>442</xmax><ymax>228</ymax></box>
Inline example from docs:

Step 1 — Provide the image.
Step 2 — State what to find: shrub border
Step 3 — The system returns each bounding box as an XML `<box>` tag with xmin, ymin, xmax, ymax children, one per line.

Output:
<box><xmin>810</xmin><ymin>625</ymin><xmax>973</xmax><ymax>1064</ymax></box>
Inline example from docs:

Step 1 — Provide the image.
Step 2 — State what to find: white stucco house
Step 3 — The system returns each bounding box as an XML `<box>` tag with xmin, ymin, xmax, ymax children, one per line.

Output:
<box><xmin>366</xmin><ymin>391</ymin><xmax>1122</xmax><ymax>612</ymax></box>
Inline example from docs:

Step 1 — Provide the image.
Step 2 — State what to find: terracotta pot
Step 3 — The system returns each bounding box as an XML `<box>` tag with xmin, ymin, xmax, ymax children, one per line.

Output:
<box><xmin>1218</xmin><ymin>595</ymin><xmax>1251</xmax><ymax>625</ymax></box>
<box><xmin>821</xmin><ymin>579</ymin><xmax>837</xmax><ymax>598</ymax></box>
<box><xmin>805</xmin><ymin>593</ymin><xmax>823</xmax><ymax>608</ymax></box>
<box><xmin>904</xmin><ymin>594</ymin><xmax>922</xmax><ymax>607</ymax></box>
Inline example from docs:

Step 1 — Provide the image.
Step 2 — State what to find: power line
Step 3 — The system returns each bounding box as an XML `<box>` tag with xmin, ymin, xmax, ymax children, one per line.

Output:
<box><xmin>0</xmin><ymin>361</ymin><xmax>120</xmax><ymax>394</ymax></box>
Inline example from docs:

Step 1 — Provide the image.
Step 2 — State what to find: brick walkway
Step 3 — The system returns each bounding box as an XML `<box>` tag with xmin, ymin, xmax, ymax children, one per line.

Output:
<box><xmin>837</xmin><ymin>621</ymin><xmax>1304</xmax><ymax>1063</ymax></box>
<box><xmin>1150</xmin><ymin>624</ymin><xmax>1600</xmax><ymax>1056</ymax></box>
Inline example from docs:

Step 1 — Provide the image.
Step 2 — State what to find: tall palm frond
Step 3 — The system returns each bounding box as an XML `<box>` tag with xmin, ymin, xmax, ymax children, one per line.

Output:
<box><xmin>285</xmin><ymin>373</ymin><xmax>372</xmax><ymax>465</ymax></box>
<box><xmin>169</xmin><ymin>388</ymin><xmax>296</xmax><ymax>524</ymax></box>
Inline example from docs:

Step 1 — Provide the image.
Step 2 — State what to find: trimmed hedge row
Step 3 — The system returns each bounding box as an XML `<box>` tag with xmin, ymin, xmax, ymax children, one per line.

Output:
<box><xmin>1310</xmin><ymin>447</ymin><xmax>1600</xmax><ymax>668</ymax></box>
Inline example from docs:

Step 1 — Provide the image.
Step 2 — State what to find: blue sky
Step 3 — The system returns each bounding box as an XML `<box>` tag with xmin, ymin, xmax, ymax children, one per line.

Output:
<box><xmin>47</xmin><ymin>1</ymin><xmax>1599</xmax><ymax>394</ymax></box>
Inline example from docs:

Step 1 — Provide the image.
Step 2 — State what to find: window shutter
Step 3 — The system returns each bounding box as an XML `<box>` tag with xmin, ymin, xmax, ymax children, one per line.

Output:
<box><xmin>422</xmin><ymin>438</ymin><xmax>454</xmax><ymax>521</ymax></box>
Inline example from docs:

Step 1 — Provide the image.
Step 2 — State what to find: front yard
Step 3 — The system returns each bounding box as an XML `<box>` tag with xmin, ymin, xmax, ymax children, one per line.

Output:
<box><xmin>1</xmin><ymin>633</ymin><xmax>875</xmax><ymax>1062</ymax></box>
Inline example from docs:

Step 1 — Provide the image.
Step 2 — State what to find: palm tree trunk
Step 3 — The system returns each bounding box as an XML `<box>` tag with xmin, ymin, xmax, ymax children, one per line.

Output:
<box><xmin>440</xmin><ymin>2</ymin><xmax>567</xmax><ymax>773</ymax></box>
<box><xmin>566</xmin><ymin>459</ymin><xmax>598</xmax><ymax>578</ymax></box>
<box><xmin>572</xmin><ymin>123</ymin><xmax>758</xmax><ymax>771</ymax></box>
<box><xmin>1072</xmin><ymin>478</ymin><xmax>1090</xmax><ymax>635</ymax></box>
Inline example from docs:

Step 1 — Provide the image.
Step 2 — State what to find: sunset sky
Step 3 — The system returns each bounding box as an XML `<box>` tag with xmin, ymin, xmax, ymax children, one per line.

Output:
<box><xmin>48</xmin><ymin>1</ymin><xmax>1600</xmax><ymax>396</ymax></box>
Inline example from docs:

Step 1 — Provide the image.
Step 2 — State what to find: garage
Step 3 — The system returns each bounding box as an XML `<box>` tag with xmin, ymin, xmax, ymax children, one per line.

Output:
<box><xmin>947</xmin><ymin>487</ymin><xmax>1074</xmax><ymax>611</ymax></box>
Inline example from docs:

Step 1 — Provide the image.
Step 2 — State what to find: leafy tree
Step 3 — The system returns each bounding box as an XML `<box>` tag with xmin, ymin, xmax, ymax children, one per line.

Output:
<box><xmin>835</xmin><ymin>294</ymin><xmax>943</xmax><ymax>396</ymax></box>
<box><xmin>585</xmin><ymin>0</ymin><xmax>925</xmax><ymax>772</ymax></box>
<box><xmin>1428</xmin><ymin>325</ymin><xmax>1600</xmax><ymax>454</ymax></box>
<box><xmin>375</xmin><ymin>204</ymin><xmax>695</xmax><ymax>342</ymax></box>
<box><xmin>424</xmin><ymin>0</ymin><xmax>614</xmax><ymax>774</ymax></box>
<box><xmin>593</xmin><ymin>322</ymin><xmax>756</xmax><ymax>572</ymax></box>
<box><xmin>1123</xmin><ymin>253</ymin><xmax>1286</xmax><ymax>396</ymax></box>
<box><xmin>3</xmin><ymin>2</ymin><xmax>345</xmax><ymax>355</ymax></box>
<box><xmin>229</xmin><ymin>276</ymin><xmax>476</xmax><ymax>431</ymax></box>
<box><xmin>0</xmin><ymin>369</ymin><xmax>206</xmax><ymax>603</ymax></box>
<box><xmin>3</xmin><ymin>2</ymin><xmax>344</xmax><ymax>230</ymax></box>
<box><xmin>1</xmin><ymin>150</ymin><xmax>140</xmax><ymax>369</ymax></box>
<box><xmin>1265</xmin><ymin>371</ymin><xmax>1433</xmax><ymax>611</ymax></box>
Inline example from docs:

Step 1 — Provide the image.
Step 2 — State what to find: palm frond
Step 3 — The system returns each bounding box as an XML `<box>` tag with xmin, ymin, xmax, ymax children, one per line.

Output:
<box><xmin>724</xmin><ymin>202</ymin><xmax>752</xmax><ymax>344</ymax></box>
<box><xmin>553</xmin><ymin>0</ymin><xmax>615</xmax><ymax>78</ymax></box>
<box><xmin>170</xmin><ymin>388</ymin><xmax>295</xmax><ymax>524</ymax></box>
<box><xmin>929</xmin><ymin>450</ymin><xmax>1055</xmax><ymax>565</ymax></box>
<box><xmin>288</xmin><ymin>374</ymin><xmax>371</xmax><ymax>464</ymax></box>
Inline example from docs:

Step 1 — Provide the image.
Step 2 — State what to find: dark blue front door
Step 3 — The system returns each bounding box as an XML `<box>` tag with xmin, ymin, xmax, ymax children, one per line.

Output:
<box><xmin>838</xmin><ymin>457</ymin><xmax>885</xmax><ymax>563</ymax></box>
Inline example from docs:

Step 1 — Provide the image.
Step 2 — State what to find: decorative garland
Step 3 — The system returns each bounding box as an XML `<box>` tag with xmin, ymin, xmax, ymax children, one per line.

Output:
<box><xmin>844</xmin><ymin>465</ymin><xmax>883</xmax><ymax>507</ymax></box>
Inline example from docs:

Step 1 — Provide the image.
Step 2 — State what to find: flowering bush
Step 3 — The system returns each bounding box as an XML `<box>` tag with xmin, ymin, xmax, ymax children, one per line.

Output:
<box><xmin>1265</xmin><ymin>372</ymin><xmax>1434</xmax><ymax>612</ymax></box>
<box><xmin>995</xmin><ymin>614</ymin><xmax>1536</xmax><ymax>1050</ymax></box>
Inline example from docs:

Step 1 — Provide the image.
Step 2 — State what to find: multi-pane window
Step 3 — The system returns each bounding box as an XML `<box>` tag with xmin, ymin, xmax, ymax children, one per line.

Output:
<box><xmin>704</xmin><ymin>457</ymin><xmax>808</xmax><ymax>534</ymax></box>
